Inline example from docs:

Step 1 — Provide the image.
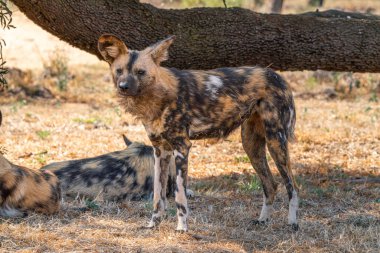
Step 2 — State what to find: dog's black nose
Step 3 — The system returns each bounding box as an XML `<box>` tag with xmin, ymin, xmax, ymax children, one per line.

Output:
<box><xmin>119</xmin><ymin>81</ymin><xmax>129</xmax><ymax>90</ymax></box>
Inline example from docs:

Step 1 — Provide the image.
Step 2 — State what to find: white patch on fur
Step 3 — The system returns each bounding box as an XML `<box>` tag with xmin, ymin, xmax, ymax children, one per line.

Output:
<box><xmin>186</xmin><ymin>189</ymin><xmax>194</xmax><ymax>198</ymax></box>
<box><xmin>205</xmin><ymin>75</ymin><xmax>223</xmax><ymax>99</ymax></box>
<box><xmin>147</xmin><ymin>219</ymin><xmax>155</xmax><ymax>228</ymax></box>
<box><xmin>173</xmin><ymin>150</ymin><xmax>184</xmax><ymax>159</ymax></box>
<box><xmin>258</xmin><ymin>195</ymin><xmax>273</xmax><ymax>222</ymax></box>
<box><xmin>278</xmin><ymin>132</ymin><xmax>286</xmax><ymax>143</ymax></box>
<box><xmin>153</xmin><ymin>152</ymin><xmax>162</xmax><ymax>204</ymax></box>
<box><xmin>175</xmin><ymin>170</ymin><xmax>188</xmax><ymax>231</ymax></box>
<box><xmin>288</xmin><ymin>108</ymin><xmax>294</xmax><ymax>130</ymax></box>
<box><xmin>288</xmin><ymin>189</ymin><xmax>299</xmax><ymax>225</ymax></box>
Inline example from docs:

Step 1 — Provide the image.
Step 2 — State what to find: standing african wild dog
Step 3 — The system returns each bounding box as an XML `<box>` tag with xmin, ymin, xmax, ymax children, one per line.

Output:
<box><xmin>0</xmin><ymin>111</ymin><xmax>61</xmax><ymax>217</ymax></box>
<box><xmin>98</xmin><ymin>35</ymin><xmax>298</xmax><ymax>231</ymax></box>
<box><xmin>41</xmin><ymin>135</ymin><xmax>183</xmax><ymax>202</ymax></box>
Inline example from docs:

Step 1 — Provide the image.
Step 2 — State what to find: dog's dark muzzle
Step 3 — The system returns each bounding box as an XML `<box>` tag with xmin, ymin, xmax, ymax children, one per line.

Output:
<box><xmin>117</xmin><ymin>75</ymin><xmax>138</xmax><ymax>96</ymax></box>
<box><xmin>118</xmin><ymin>75</ymin><xmax>136</xmax><ymax>90</ymax></box>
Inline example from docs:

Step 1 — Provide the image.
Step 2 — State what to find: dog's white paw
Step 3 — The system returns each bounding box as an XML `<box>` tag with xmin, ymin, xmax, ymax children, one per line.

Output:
<box><xmin>186</xmin><ymin>189</ymin><xmax>194</xmax><ymax>198</ymax></box>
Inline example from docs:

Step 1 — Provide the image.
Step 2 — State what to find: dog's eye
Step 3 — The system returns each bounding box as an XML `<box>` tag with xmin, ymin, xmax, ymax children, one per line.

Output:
<box><xmin>137</xmin><ymin>69</ymin><xmax>146</xmax><ymax>76</ymax></box>
<box><xmin>116</xmin><ymin>68</ymin><xmax>123</xmax><ymax>75</ymax></box>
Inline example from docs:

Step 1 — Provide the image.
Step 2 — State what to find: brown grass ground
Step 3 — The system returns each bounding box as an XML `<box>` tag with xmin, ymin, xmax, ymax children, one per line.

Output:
<box><xmin>1</xmin><ymin>3</ymin><xmax>380</xmax><ymax>253</ymax></box>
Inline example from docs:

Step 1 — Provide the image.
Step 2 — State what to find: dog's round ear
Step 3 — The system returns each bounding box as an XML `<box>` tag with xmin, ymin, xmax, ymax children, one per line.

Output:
<box><xmin>148</xmin><ymin>35</ymin><xmax>176</xmax><ymax>64</ymax></box>
<box><xmin>98</xmin><ymin>34</ymin><xmax>128</xmax><ymax>64</ymax></box>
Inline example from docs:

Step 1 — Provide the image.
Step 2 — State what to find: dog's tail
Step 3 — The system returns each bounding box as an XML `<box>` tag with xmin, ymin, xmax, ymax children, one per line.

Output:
<box><xmin>264</xmin><ymin>68</ymin><xmax>296</xmax><ymax>142</ymax></box>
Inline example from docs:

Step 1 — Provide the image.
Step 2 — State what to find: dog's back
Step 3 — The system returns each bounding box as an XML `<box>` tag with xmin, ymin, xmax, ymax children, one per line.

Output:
<box><xmin>41</xmin><ymin>140</ymin><xmax>162</xmax><ymax>201</ymax></box>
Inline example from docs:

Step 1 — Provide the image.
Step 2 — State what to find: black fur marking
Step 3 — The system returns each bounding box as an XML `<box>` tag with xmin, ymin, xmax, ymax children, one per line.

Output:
<box><xmin>0</xmin><ymin>184</ymin><xmax>13</xmax><ymax>202</ymax></box>
<box><xmin>127</xmin><ymin>51</ymin><xmax>139</xmax><ymax>73</ymax></box>
<box><xmin>15</xmin><ymin>167</ymin><xmax>27</xmax><ymax>176</ymax></box>
<box><xmin>291</xmin><ymin>223</ymin><xmax>300</xmax><ymax>231</ymax></box>
<box><xmin>138</xmin><ymin>146</ymin><xmax>154</xmax><ymax>157</ymax></box>
<box><xmin>250</xmin><ymin>220</ymin><xmax>268</xmax><ymax>227</ymax></box>
<box><xmin>176</xmin><ymin>202</ymin><xmax>187</xmax><ymax>214</ymax></box>
<box><xmin>262</xmin><ymin>183</ymin><xmax>269</xmax><ymax>199</ymax></box>
<box><xmin>215</xmin><ymin>67</ymin><xmax>249</xmax><ymax>95</ymax></box>
<box><xmin>168</xmin><ymin>68</ymin><xmax>194</xmax><ymax>116</ymax></box>
<box><xmin>120</xmin><ymin>193</ymin><xmax>129</xmax><ymax>201</ymax></box>
<box><xmin>266</xmin><ymin>68</ymin><xmax>287</xmax><ymax>90</ymax></box>
<box><xmin>143</xmin><ymin>176</ymin><xmax>153</xmax><ymax>192</ymax></box>
<box><xmin>86</xmin><ymin>179</ymin><xmax>94</xmax><ymax>187</ymax></box>
<box><xmin>122</xmin><ymin>135</ymin><xmax>132</xmax><ymax>146</ymax></box>
<box><xmin>33</xmin><ymin>173</ymin><xmax>42</xmax><ymax>184</ymax></box>
<box><xmin>129</xmin><ymin>178</ymin><xmax>139</xmax><ymax>190</ymax></box>
<box><xmin>167</xmin><ymin>175</ymin><xmax>176</xmax><ymax>197</ymax></box>
<box><xmin>101</xmin><ymin>40</ymin><xmax>114</xmax><ymax>49</ymax></box>
<box><xmin>50</xmin><ymin>185</ymin><xmax>59</xmax><ymax>203</ymax></box>
<box><xmin>0</xmin><ymin>169</ymin><xmax>23</xmax><ymax>202</ymax></box>
<box><xmin>286</xmin><ymin>183</ymin><xmax>294</xmax><ymax>200</ymax></box>
<box><xmin>42</xmin><ymin>172</ymin><xmax>52</xmax><ymax>181</ymax></box>
<box><xmin>33</xmin><ymin>202</ymin><xmax>46</xmax><ymax>209</ymax></box>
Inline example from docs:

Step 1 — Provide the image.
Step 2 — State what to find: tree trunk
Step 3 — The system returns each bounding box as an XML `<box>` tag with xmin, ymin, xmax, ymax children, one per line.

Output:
<box><xmin>11</xmin><ymin>0</ymin><xmax>380</xmax><ymax>72</ymax></box>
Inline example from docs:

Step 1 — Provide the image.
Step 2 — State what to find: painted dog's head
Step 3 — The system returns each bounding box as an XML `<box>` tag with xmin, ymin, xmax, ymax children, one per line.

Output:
<box><xmin>98</xmin><ymin>34</ymin><xmax>175</xmax><ymax>97</ymax></box>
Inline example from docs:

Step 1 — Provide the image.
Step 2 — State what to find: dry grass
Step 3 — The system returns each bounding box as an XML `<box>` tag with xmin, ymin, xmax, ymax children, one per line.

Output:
<box><xmin>1</xmin><ymin>66</ymin><xmax>379</xmax><ymax>253</ymax></box>
<box><xmin>1</xmin><ymin>2</ymin><xmax>380</xmax><ymax>253</ymax></box>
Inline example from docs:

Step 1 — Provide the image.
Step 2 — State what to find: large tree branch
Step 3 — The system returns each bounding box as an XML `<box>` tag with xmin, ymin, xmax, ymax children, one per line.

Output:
<box><xmin>11</xmin><ymin>0</ymin><xmax>380</xmax><ymax>72</ymax></box>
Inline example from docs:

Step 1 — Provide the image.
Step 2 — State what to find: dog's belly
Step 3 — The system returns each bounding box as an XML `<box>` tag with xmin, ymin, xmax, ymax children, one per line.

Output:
<box><xmin>189</xmin><ymin>127</ymin><xmax>224</xmax><ymax>139</ymax></box>
<box><xmin>188</xmin><ymin>116</ymin><xmax>245</xmax><ymax>140</ymax></box>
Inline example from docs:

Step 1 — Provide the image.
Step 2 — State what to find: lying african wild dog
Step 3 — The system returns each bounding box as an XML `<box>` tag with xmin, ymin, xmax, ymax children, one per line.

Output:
<box><xmin>41</xmin><ymin>135</ymin><xmax>185</xmax><ymax>202</ymax></box>
<box><xmin>98</xmin><ymin>35</ymin><xmax>298</xmax><ymax>232</ymax></box>
<box><xmin>0</xmin><ymin>111</ymin><xmax>61</xmax><ymax>217</ymax></box>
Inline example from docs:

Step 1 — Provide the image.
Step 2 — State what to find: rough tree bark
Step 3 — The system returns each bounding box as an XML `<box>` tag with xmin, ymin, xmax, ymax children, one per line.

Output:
<box><xmin>11</xmin><ymin>0</ymin><xmax>380</xmax><ymax>72</ymax></box>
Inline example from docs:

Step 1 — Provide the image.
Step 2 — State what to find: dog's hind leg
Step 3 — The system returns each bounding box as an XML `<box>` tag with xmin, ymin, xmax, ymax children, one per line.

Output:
<box><xmin>241</xmin><ymin>113</ymin><xmax>278</xmax><ymax>224</ymax></box>
<box><xmin>172</xmin><ymin>137</ymin><xmax>192</xmax><ymax>232</ymax></box>
<box><xmin>261</xmin><ymin>102</ymin><xmax>299</xmax><ymax>230</ymax></box>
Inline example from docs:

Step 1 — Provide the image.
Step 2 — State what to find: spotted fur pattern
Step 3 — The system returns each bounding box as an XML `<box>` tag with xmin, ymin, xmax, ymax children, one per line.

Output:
<box><xmin>0</xmin><ymin>156</ymin><xmax>61</xmax><ymax>217</ymax></box>
<box><xmin>0</xmin><ymin>110</ymin><xmax>61</xmax><ymax>218</ymax></box>
<box><xmin>41</xmin><ymin>136</ymin><xmax>179</xmax><ymax>202</ymax></box>
<box><xmin>98</xmin><ymin>35</ymin><xmax>299</xmax><ymax>231</ymax></box>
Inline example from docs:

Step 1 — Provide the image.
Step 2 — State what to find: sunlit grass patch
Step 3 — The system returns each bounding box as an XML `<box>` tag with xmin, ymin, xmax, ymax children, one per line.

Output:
<box><xmin>234</xmin><ymin>155</ymin><xmax>250</xmax><ymax>163</ymax></box>
<box><xmin>238</xmin><ymin>174</ymin><xmax>261</xmax><ymax>193</ymax></box>
<box><xmin>36</xmin><ymin>130</ymin><xmax>50</xmax><ymax>140</ymax></box>
<box><xmin>73</xmin><ymin>117</ymin><xmax>101</xmax><ymax>125</ymax></box>
<box><xmin>85</xmin><ymin>199</ymin><xmax>100</xmax><ymax>211</ymax></box>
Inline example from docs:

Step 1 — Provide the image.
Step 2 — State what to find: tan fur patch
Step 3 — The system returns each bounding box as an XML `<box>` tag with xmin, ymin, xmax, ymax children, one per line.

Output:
<box><xmin>0</xmin><ymin>155</ymin><xmax>60</xmax><ymax>216</ymax></box>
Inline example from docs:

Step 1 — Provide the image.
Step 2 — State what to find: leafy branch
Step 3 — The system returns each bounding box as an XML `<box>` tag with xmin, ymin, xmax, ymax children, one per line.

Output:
<box><xmin>0</xmin><ymin>0</ymin><xmax>15</xmax><ymax>91</ymax></box>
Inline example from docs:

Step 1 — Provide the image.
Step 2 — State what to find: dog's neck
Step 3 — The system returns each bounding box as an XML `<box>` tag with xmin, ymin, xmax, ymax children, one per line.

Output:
<box><xmin>120</xmin><ymin>67</ymin><xmax>177</xmax><ymax>122</ymax></box>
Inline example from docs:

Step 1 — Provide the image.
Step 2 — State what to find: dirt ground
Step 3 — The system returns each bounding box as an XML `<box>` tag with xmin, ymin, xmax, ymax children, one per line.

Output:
<box><xmin>0</xmin><ymin>2</ymin><xmax>379</xmax><ymax>253</ymax></box>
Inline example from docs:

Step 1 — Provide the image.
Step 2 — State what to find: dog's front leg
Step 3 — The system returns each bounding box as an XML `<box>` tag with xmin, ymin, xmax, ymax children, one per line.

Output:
<box><xmin>147</xmin><ymin>145</ymin><xmax>172</xmax><ymax>228</ymax></box>
<box><xmin>172</xmin><ymin>138</ymin><xmax>192</xmax><ymax>232</ymax></box>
